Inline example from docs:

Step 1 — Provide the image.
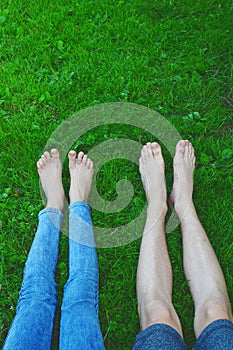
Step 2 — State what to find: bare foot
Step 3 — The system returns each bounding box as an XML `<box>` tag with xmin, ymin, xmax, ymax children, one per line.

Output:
<box><xmin>37</xmin><ymin>149</ymin><xmax>65</xmax><ymax>212</ymax></box>
<box><xmin>68</xmin><ymin>150</ymin><xmax>94</xmax><ymax>204</ymax></box>
<box><xmin>139</xmin><ymin>142</ymin><xmax>167</xmax><ymax>217</ymax></box>
<box><xmin>169</xmin><ymin>140</ymin><xmax>196</xmax><ymax>217</ymax></box>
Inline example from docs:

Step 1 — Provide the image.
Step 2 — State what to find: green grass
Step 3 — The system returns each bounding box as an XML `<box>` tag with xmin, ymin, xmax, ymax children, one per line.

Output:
<box><xmin>0</xmin><ymin>0</ymin><xmax>233</xmax><ymax>348</ymax></box>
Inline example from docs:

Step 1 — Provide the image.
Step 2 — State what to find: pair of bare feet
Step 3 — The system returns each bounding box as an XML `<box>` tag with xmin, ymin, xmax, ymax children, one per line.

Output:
<box><xmin>139</xmin><ymin>139</ymin><xmax>195</xmax><ymax>220</ymax></box>
<box><xmin>37</xmin><ymin>150</ymin><xmax>94</xmax><ymax>212</ymax></box>
<box><xmin>37</xmin><ymin>140</ymin><xmax>196</xmax><ymax>218</ymax></box>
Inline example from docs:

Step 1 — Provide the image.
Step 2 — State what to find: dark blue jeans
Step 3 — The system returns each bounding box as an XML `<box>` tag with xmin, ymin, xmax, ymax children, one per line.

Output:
<box><xmin>132</xmin><ymin>319</ymin><xmax>233</xmax><ymax>349</ymax></box>
<box><xmin>3</xmin><ymin>201</ymin><xmax>105</xmax><ymax>350</ymax></box>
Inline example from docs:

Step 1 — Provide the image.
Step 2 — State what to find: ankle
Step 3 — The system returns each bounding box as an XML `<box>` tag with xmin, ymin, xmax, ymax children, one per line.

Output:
<box><xmin>46</xmin><ymin>201</ymin><xmax>64</xmax><ymax>212</ymax></box>
<box><xmin>147</xmin><ymin>202</ymin><xmax>168</xmax><ymax>221</ymax></box>
<box><xmin>175</xmin><ymin>200</ymin><xmax>196</xmax><ymax>220</ymax></box>
<box><xmin>69</xmin><ymin>197</ymin><xmax>87</xmax><ymax>205</ymax></box>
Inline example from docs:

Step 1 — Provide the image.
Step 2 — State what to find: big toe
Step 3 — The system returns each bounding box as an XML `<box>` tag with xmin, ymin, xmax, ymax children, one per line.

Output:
<box><xmin>152</xmin><ymin>142</ymin><xmax>164</xmax><ymax>169</ymax></box>
<box><xmin>186</xmin><ymin>142</ymin><xmax>195</xmax><ymax>166</ymax></box>
<box><xmin>184</xmin><ymin>141</ymin><xmax>193</xmax><ymax>159</ymax></box>
<box><xmin>141</xmin><ymin>145</ymin><xmax>147</xmax><ymax>158</ymax></box>
<box><xmin>68</xmin><ymin>150</ymin><xmax>77</xmax><ymax>169</ymax></box>
<box><xmin>51</xmin><ymin>148</ymin><xmax>60</xmax><ymax>159</ymax></box>
<box><xmin>68</xmin><ymin>150</ymin><xmax>76</xmax><ymax>159</ymax></box>
<box><xmin>188</xmin><ymin>141</ymin><xmax>194</xmax><ymax>157</ymax></box>
<box><xmin>151</xmin><ymin>142</ymin><xmax>161</xmax><ymax>156</ymax></box>
<box><xmin>176</xmin><ymin>140</ymin><xmax>187</xmax><ymax>156</ymax></box>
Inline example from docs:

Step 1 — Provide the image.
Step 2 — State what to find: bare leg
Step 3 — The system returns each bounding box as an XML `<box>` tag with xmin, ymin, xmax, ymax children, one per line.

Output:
<box><xmin>170</xmin><ymin>140</ymin><xmax>233</xmax><ymax>338</ymax></box>
<box><xmin>136</xmin><ymin>142</ymin><xmax>183</xmax><ymax>337</ymax></box>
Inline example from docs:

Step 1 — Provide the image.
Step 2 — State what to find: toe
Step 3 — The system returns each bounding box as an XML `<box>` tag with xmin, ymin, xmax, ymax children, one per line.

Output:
<box><xmin>82</xmin><ymin>154</ymin><xmax>88</xmax><ymax>165</ymax></box>
<box><xmin>191</xmin><ymin>145</ymin><xmax>195</xmax><ymax>159</ymax></box>
<box><xmin>68</xmin><ymin>150</ymin><xmax>76</xmax><ymax>169</ymax></box>
<box><xmin>151</xmin><ymin>142</ymin><xmax>161</xmax><ymax>156</ymax></box>
<box><xmin>37</xmin><ymin>160</ymin><xmax>41</xmax><ymax>170</ymax></box>
<box><xmin>51</xmin><ymin>149</ymin><xmax>59</xmax><ymax>158</ymax></box>
<box><xmin>89</xmin><ymin>160</ymin><xmax>94</xmax><ymax>170</ymax></box>
<box><xmin>145</xmin><ymin>143</ymin><xmax>153</xmax><ymax>158</ymax></box>
<box><xmin>176</xmin><ymin>140</ymin><xmax>186</xmax><ymax>156</ymax></box>
<box><xmin>184</xmin><ymin>143</ymin><xmax>189</xmax><ymax>158</ymax></box>
<box><xmin>77</xmin><ymin>151</ymin><xmax>84</xmax><ymax>164</ymax></box>
<box><xmin>39</xmin><ymin>159</ymin><xmax>44</xmax><ymax>168</ymax></box>
<box><xmin>41</xmin><ymin>155</ymin><xmax>47</xmax><ymax>165</ymax></box>
<box><xmin>141</xmin><ymin>146</ymin><xmax>147</xmax><ymax>158</ymax></box>
<box><xmin>188</xmin><ymin>142</ymin><xmax>193</xmax><ymax>157</ymax></box>
<box><xmin>143</xmin><ymin>142</ymin><xmax>153</xmax><ymax>158</ymax></box>
<box><xmin>193</xmin><ymin>156</ymin><xmax>196</xmax><ymax>167</ymax></box>
<box><xmin>86</xmin><ymin>158</ymin><xmax>91</xmax><ymax>168</ymax></box>
<box><xmin>44</xmin><ymin>151</ymin><xmax>50</xmax><ymax>159</ymax></box>
<box><xmin>68</xmin><ymin>150</ymin><xmax>76</xmax><ymax>160</ymax></box>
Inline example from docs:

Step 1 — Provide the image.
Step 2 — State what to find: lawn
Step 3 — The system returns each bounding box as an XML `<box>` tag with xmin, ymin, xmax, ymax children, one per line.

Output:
<box><xmin>0</xmin><ymin>0</ymin><xmax>232</xmax><ymax>349</ymax></box>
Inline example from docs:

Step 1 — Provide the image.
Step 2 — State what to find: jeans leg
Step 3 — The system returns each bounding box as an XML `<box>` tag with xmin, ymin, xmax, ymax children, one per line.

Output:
<box><xmin>59</xmin><ymin>201</ymin><xmax>105</xmax><ymax>350</ymax></box>
<box><xmin>3</xmin><ymin>208</ymin><xmax>63</xmax><ymax>350</ymax></box>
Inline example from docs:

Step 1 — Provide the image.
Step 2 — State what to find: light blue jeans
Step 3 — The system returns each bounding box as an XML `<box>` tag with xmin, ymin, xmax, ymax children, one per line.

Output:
<box><xmin>3</xmin><ymin>201</ymin><xmax>105</xmax><ymax>350</ymax></box>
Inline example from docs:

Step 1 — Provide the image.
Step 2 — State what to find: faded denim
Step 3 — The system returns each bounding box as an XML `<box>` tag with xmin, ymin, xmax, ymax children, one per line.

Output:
<box><xmin>3</xmin><ymin>201</ymin><xmax>105</xmax><ymax>350</ymax></box>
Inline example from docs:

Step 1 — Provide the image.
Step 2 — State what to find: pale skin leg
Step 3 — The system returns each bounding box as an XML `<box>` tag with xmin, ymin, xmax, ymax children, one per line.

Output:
<box><xmin>136</xmin><ymin>142</ymin><xmax>183</xmax><ymax>337</ymax></box>
<box><xmin>169</xmin><ymin>140</ymin><xmax>233</xmax><ymax>338</ymax></box>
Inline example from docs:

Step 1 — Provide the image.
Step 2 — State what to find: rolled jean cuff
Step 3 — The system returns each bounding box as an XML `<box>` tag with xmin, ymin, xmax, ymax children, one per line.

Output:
<box><xmin>132</xmin><ymin>323</ymin><xmax>186</xmax><ymax>350</ymax></box>
<box><xmin>69</xmin><ymin>200</ymin><xmax>90</xmax><ymax>210</ymax></box>
<box><xmin>193</xmin><ymin>319</ymin><xmax>233</xmax><ymax>349</ymax></box>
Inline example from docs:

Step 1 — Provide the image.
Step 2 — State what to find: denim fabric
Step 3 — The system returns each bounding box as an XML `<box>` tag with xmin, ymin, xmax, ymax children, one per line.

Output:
<box><xmin>3</xmin><ymin>202</ymin><xmax>105</xmax><ymax>350</ymax></box>
<box><xmin>3</xmin><ymin>208</ymin><xmax>62</xmax><ymax>350</ymax></box>
<box><xmin>132</xmin><ymin>319</ymin><xmax>233</xmax><ymax>350</ymax></box>
<box><xmin>193</xmin><ymin>319</ymin><xmax>233</xmax><ymax>350</ymax></box>
<box><xmin>59</xmin><ymin>201</ymin><xmax>105</xmax><ymax>350</ymax></box>
<box><xmin>132</xmin><ymin>323</ymin><xmax>187</xmax><ymax>350</ymax></box>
